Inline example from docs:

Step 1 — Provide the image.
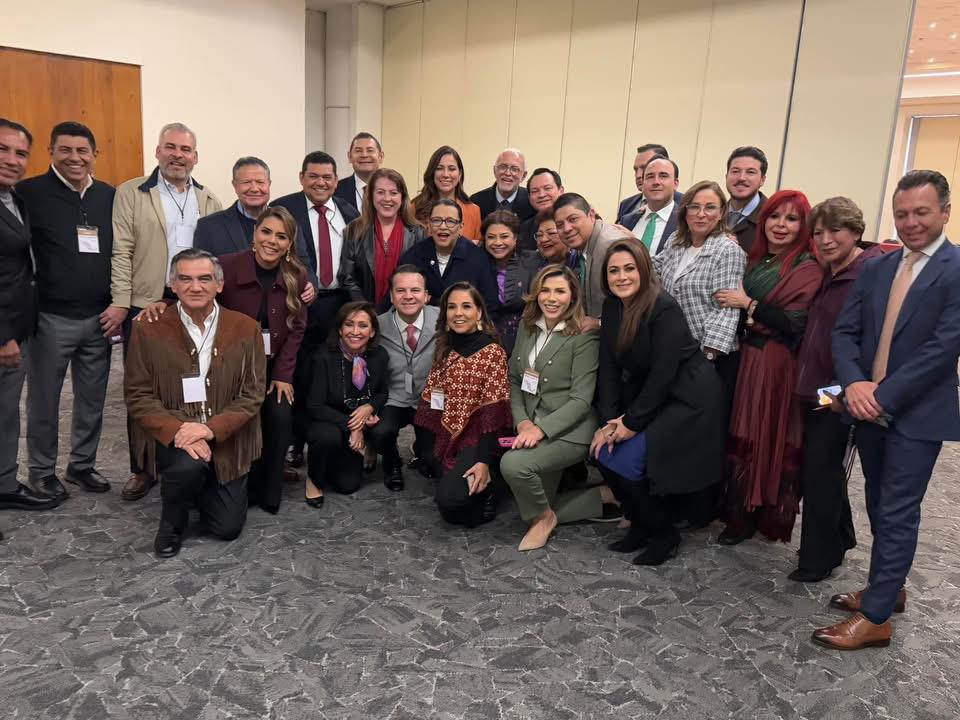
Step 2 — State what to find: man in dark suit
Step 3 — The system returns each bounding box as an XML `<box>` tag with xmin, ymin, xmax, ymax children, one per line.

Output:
<box><xmin>470</xmin><ymin>148</ymin><xmax>534</xmax><ymax>221</ymax></box>
<box><xmin>724</xmin><ymin>146</ymin><xmax>768</xmax><ymax>252</ymax></box>
<box><xmin>620</xmin><ymin>155</ymin><xmax>681</xmax><ymax>256</ymax></box>
<box><xmin>333</xmin><ymin>132</ymin><xmax>383</xmax><ymax>214</ymax></box>
<box><xmin>616</xmin><ymin>142</ymin><xmax>670</xmax><ymax>224</ymax></box>
<box><xmin>272</xmin><ymin>151</ymin><xmax>360</xmax><ymax>466</ymax></box>
<box><xmin>518</xmin><ymin>168</ymin><xmax>564</xmax><ymax>251</ymax></box>
<box><xmin>815</xmin><ymin>170</ymin><xmax>960</xmax><ymax>651</ymax></box>
<box><xmin>0</xmin><ymin>118</ymin><xmax>61</xmax><ymax>516</ymax></box>
<box><xmin>194</xmin><ymin>157</ymin><xmax>272</xmax><ymax>257</ymax></box>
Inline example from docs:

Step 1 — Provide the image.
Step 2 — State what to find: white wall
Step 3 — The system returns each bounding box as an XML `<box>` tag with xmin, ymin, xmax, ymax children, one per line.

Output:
<box><xmin>0</xmin><ymin>0</ymin><xmax>307</xmax><ymax>201</ymax></box>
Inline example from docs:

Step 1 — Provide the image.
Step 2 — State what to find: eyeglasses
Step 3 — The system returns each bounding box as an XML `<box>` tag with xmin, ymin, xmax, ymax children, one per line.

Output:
<box><xmin>495</xmin><ymin>164</ymin><xmax>524</xmax><ymax>175</ymax></box>
<box><xmin>429</xmin><ymin>217</ymin><xmax>461</xmax><ymax>229</ymax></box>
<box><xmin>534</xmin><ymin>230</ymin><xmax>560</xmax><ymax>240</ymax></box>
<box><xmin>686</xmin><ymin>204</ymin><xmax>721</xmax><ymax>215</ymax></box>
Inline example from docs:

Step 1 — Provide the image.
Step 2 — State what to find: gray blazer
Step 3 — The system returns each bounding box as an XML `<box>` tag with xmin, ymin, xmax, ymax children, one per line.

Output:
<box><xmin>377</xmin><ymin>305</ymin><xmax>439</xmax><ymax>408</ymax></box>
<box><xmin>583</xmin><ymin>219</ymin><xmax>629</xmax><ymax>318</ymax></box>
<box><xmin>509</xmin><ymin>323</ymin><xmax>599</xmax><ymax>445</ymax></box>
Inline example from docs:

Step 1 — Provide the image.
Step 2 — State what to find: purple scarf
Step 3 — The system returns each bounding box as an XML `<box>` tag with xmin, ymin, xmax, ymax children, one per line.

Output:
<box><xmin>339</xmin><ymin>343</ymin><xmax>368</xmax><ymax>390</ymax></box>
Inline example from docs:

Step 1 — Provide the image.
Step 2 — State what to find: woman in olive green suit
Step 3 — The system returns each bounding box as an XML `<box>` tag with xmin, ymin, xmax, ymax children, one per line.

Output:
<box><xmin>501</xmin><ymin>264</ymin><xmax>610</xmax><ymax>551</ymax></box>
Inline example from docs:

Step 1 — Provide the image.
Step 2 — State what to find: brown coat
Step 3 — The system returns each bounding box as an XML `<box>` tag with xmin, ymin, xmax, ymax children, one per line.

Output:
<box><xmin>124</xmin><ymin>303</ymin><xmax>266</xmax><ymax>483</ymax></box>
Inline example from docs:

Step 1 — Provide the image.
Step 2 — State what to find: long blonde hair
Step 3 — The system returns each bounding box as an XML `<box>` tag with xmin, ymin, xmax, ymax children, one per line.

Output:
<box><xmin>521</xmin><ymin>264</ymin><xmax>585</xmax><ymax>336</ymax></box>
<box><xmin>254</xmin><ymin>206</ymin><xmax>306</xmax><ymax>329</ymax></box>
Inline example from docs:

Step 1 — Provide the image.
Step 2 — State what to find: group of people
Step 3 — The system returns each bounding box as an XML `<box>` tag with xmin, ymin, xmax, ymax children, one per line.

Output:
<box><xmin>1</xmin><ymin>116</ymin><xmax>957</xmax><ymax>653</ymax></box>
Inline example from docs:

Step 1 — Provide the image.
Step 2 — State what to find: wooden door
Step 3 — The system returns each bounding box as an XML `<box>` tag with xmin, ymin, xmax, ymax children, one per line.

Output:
<box><xmin>0</xmin><ymin>46</ymin><xmax>143</xmax><ymax>188</ymax></box>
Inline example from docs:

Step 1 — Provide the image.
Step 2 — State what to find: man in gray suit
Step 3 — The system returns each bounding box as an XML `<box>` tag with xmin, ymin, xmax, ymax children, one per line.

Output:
<box><xmin>369</xmin><ymin>265</ymin><xmax>439</xmax><ymax>491</ymax></box>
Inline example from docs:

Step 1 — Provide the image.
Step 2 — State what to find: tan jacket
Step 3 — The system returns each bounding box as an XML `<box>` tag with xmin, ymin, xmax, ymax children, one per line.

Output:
<box><xmin>583</xmin><ymin>219</ymin><xmax>630</xmax><ymax>318</ymax></box>
<box><xmin>124</xmin><ymin>304</ymin><xmax>266</xmax><ymax>483</ymax></box>
<box><xmin>111</xmin><ymin>167</ymin><xmax>222</xmax><ymax>309</ymax></box>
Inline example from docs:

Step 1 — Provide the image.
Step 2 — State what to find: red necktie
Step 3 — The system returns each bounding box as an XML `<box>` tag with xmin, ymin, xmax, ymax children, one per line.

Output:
<box><xmin>316</xmin><ymin>205</ymin><xmax>333</xmax><ymax>287</ymax></box>
<box><xmin>406</xmin><ymin>324</ymin><xmax>418</xmax><ymax>352</ymax></box>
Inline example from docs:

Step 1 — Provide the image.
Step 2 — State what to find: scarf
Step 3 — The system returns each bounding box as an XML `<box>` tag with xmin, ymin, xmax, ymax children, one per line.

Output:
<box><xmin>373</xmin><ymin>218</ymin><xmax>405</xmax><ymax>304</ymax></box>
<box><xmin>448</xmin><ymin>330</ymin><xmax>494</xmax><ymax>359</ymax></box>
<box><xmin>339</xmin><ymin>342</ymin><xmax>368</xmax><ymax>390</ymax></box>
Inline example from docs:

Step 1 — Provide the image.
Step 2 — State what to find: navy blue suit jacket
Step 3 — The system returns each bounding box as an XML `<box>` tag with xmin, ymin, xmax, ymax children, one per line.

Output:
<box><xmin>620</xmin><ymin>194</ymin><xmax>683</xmax><ymax>255</ymax></box>
<box><xmin>270</xmin><ymin>192</ymin><xmax>360</xmax><ymax>277</ymax></box>
<box><xmin>333</xmin><ymin>175</ymin><xmax>360</xmax><ymax>214</ymax></box>
<box><xmin>470</xmin><ymin>184</ymin><xmax>535</xmax><ymax>221</ymax></box>
<box><xmin>617</xmin><ymin>193</ymin><xmax>643</xmax><ymax>224</ymax></box>
<box><xmin>397</xmin><ymin>237</ymin><xmax>500</xmax><ymax>312</ymax></box>
<box><xmin>832</xmin><ymin>239</ymin><xmax>960</xmax><ymax>441</ymax></box>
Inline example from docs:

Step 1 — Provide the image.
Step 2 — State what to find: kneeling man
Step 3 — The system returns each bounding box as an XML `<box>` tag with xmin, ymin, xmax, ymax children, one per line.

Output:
<box><xmin>125</xmin><ymin>248</ymin><xmax>265</xmax><ymax>557</ymax></box>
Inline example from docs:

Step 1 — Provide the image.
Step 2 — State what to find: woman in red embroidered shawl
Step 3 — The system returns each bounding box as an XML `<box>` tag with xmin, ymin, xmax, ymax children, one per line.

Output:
<box><xmin>415</xmin><ymin>282</ymin><xmax>513</xmax><ymax>527</ymax></box>
<box><xmin>715</xmin><ymin>190</ymin><xmax>821</xmax><ymax>544</ymax></box>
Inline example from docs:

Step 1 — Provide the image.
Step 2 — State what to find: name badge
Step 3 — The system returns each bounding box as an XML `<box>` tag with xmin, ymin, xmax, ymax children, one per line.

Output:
<box><xmin>262</xmin><ymin>331</ymin><xmax>272</xmax><ymax>356</ymax></box>
<box><xmin>430</xmin><ymin>389</ymin><xmax>445</xmax><ymax>410</ymax></box>
<box><xmin>404</xmin><ymin>372</ymin><xmax>414</xmax><ymax>394</ymax></box>
<box><xmin>521</xmin><ymin>368</ymin><xmax>540</xmax><ymax>395</ymax></box>
<box><xmin>174</xmin><ymin>222</ymin><xmax>193</xmax><ymax>248</ymax></box>
<box><xmin>182</xmin><ymin>375</ymin><xmax>207</xmax><ymax>404</ymax></box>
<box><xmin>77</xmin><ymin>225</ymin><xmax>99</xmax><ymax>253</ymax></box>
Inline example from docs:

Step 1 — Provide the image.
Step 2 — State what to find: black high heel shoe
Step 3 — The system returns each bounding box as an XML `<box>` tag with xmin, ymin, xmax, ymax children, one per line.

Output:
<box><xmin>632</xmin><ymin>532</ymin><xmax>680</xmax><ymax>566</ymax></box>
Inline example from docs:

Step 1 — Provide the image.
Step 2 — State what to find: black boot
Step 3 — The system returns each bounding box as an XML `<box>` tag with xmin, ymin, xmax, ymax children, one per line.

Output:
<box><xmin>608</xmin><ymin>524</ymin><xmax>648</xmax><ymax>553</ymax></box>
<box><xmin>632</xmin><ymin>529</ymin><xmax>680</xmax><ymax>566</ymax></box>
<box><xmin>383</xmin><ymin>458</ymin><xmax>404</xmax><ymax>492</ymax></box>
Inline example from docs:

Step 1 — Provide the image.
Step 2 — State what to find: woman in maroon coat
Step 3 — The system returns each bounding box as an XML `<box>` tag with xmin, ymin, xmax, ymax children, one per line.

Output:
<box><xmin>218</xmin><ymin>207</ymin><xmax>308</xmax><ymax>512</ymax></box>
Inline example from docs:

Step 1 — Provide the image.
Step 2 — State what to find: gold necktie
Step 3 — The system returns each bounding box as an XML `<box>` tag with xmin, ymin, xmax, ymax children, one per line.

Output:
<box><xmin>872</xmin><ymin>251</ymin><xmax>922</xmax><ymax>382</ymax></box>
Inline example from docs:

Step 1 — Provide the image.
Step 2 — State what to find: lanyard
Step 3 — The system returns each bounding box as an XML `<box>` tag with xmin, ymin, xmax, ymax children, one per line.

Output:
<box><xmin>394</xmin><ymin>312</ymin><xmax>418</xmax><ymax>371</ymax></box>
<box><xmin>531</xmin><ymin>326</ymin><xmax>556</xmax><ymax>366</ymax></box>
<box><xmin>163</xmin><ymin>178</ymin><xmax>191</xmax><ymax>221</ymax></box>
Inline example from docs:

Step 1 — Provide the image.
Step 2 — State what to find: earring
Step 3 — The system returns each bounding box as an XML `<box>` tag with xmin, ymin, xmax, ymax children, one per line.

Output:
<box><xmin>476</xmin><ymin>320</ymin><xmax>483</xmax><ymax>332</ymax></box>
<box><xmin>285</xmin><ymin>250</ymin><xmax>291</xmax><ymax>262</ymax></box>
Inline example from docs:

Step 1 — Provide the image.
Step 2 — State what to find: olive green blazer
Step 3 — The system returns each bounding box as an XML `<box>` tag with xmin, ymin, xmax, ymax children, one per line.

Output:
<box><xmin>509</xmin><ymin>323</ymin><xmax>599</xmax><ymax>445</ymax></box>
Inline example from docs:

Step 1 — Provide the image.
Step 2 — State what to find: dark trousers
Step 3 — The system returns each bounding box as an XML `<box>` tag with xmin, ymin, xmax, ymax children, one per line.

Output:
<box><xmin>0</xmin><ymin>338</ymin><xmax>28</xmax><ymax>493</ymax></box>
<box><xmin>422</xmin><ymin>435</ymin><xmax>496</xmax><ymax>528</ymax></box>
<box><xmin>855</xmin><ymin>423</ymin><xmax>941</xmax><ymax>623</ymax></box>
<box><xmin>248</xmin><ymin>392</ymin><xmax>293</xmax><ymax>509</ymax></box>
<box><xmin>155</xmin><ymin>442</ymin><xmax>247</xmax><ymax>540</ymax></box>
<box><xmin>122</xmin><ymin>307</ymin><xmax>147</xmax><ymax>476</ymax></box>
<box><xmin>366</xmin><ymin>405</ymin><xmax>428</xmax><ymax>470</ymax></box>
<box><xmin>599</xmin><ymin>465</ymin><xmax>677</xmax><ymax>542</ymax></box>
<box><xmin>307</xmin><ymin>420</ymin><xmax>364</xmax><ymax>494</ymax></box>
<box><xmin>797</xmin><ymin>407</ymin><xmax>856</xmax><ymax>572</ymax></box>
<box><xmin>293</xmin><ymin>292</ymin><xmax>346</xmax><ymax>451</ymax></box>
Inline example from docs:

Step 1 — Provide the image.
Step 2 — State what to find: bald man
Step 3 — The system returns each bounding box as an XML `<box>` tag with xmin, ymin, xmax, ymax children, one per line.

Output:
<box><xmin>470</xmin><ymin>148</ymin><xmax>535</xmax><ymax>221</ymax></box>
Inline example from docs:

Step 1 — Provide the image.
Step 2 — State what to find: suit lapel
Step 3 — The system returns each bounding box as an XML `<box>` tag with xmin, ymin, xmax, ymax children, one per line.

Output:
<box><xmin>534</xmin><ymin>330</ymin><xmax>569</xmax><ymax>372</ymax></box>
<box><xmin>893</xmin><ymin>245</ymin><xmax>950</xmax><ymax>338</ymax></box>
<box><xmin>227</xmin><ymin>204</ymin><xmax>249</xmax><ymax>252</ymax></box>
<box><xmin>0</xmin><ymin>200</ymin><xmax>28</xmax><ymax>238</ymax></box>
<box><xmin>674</xmin><ymin>236</ymin><xmax>717</xmax><ymax>282</ymax></box>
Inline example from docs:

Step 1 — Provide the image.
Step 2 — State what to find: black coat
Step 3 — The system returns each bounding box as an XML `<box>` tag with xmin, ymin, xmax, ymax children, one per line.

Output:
<box><xmin>598</xmin><ymin>291</ymin><xmax>724</xmax><ymax>495</ymax></box>
<box><xmin>307</xmin><ymin>344</ymin><xmax>390</xmax><ymax>431</ymax></box>
<box><xmin>397</xmin><ymin>237</ymin><xmax>500</xmax><ymax>312</ymax></box>
<box><xmin>0</xmin><ymin>191</ymin><xmax>36</xmax><ymax>344</ymax></box>
<box><xmin>337</xmin><ymin>219</ymin><xmax>423</xmax><ymax>309</ymax></box>
<box><xmin>470</xmin><ymin>184</ymin><xmax>535</xmax><ymax>221</ymax></box>
<box><xmin>730</xmin><ymin>191</ymin><xmax>767</xmax><ymax>253</ymax></box>
<box><xmin>490</xmin><ymin>250</ymin><xmax>540</xmax><ymax>354</ymax></box>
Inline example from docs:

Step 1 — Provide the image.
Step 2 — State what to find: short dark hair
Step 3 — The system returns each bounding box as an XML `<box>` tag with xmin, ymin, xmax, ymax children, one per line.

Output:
<box><xmin>50</xmin><ymin>121</ymin><xmax>96</xmax><ymax>151</ymax></box>
<box><xmin>350</xmin><ymin>132</ymin><xmax>382</xmax><ymax>152</ymax></box>
<box><xmin>390</xmin><ymin>264</ymin><xmax>428</xmax><ymax>289</ymax></box>
<box><xmin>327</xmin><ymin>300</ymin><xmax>380</xmax><ymax>349</ymax></box>
<box><xmin>726</xmin><ymin>146</ymin><xmax>768</xmax><ymax>176</ymax></box>
<box><xmin>637</xmin><ymin>143</ymin><xmax>669</xmax><ymax>158</ymax></box>
<box><xmin>232</xmin><ymin>156</ymin><xmax>270</xmax><ymax>180</ymax></box>
<box><xmin>301</xmin><ymin>151</ymin><xmax>337</xmax><ymax>175</ymax></box>
<box><xmin>642</xmin><ymin>154</ymin><xmax>679</xmax><ymax>182</ymax></box>
<box><xmin>430</xmin><ymin>197</ymin><xmax>462</xmax><ymax>221</ymax></box>
<box><xmin>553</xmin><ymin>192</ymin><xmax>591</xmax><ymax>216</ymax></box>
<box><xmin>480</xmin><ymin>209</ymin><xmax>520</xmax><ymax>241</ymax></box>
<box><xmin>526</xmin><ymin>167</ymin><xmax>562</xmax><ymax>191</ymax></box>
<box><xmin>0</xmin><ymin>118</ymin><xmax>33</xmax><ymax>147</ymax></box>
<box><xmin>895</xmin><ymin>169</ymin><xmax>951</xmax><ymax>208</ymax></box>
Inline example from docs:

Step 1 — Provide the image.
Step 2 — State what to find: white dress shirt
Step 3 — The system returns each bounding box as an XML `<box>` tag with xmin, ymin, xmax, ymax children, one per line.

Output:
<box><xmin>160</xmin><ymin>176</ymin><xmax>200</xmax><ymax>264</ymax></box>
<box><xmin>395</xmin><ymin>308</ymin><xmax>424</xmax><ymax>348</ymax></box>
<box><xmin>495</xmin><ymin>187</ymin><xmax>519</xmax><ymax>205</ymax></box>
<box><xmin>354</xmin><ymin>174</ymin><xmax>367</xmax><ymax>211</ymax></box>
<box><xmin>51</xmin><ymin>165</ymin><xmax>94</xmax><ymax>198</ymax></box>
<box><xmin>632</xmin><ymin>200</ymin><xmax>675</xmax><ymax>255</ymax></box>
<box><xmin>178</xmin><ymin>301</ymin><xmax>220</xmax><ymax>381</ymax></box>
<box><xmin>305</xmin><ymin>194</ymin><xmax>346</xmax><ymax>289</ymax></box>
<box><xmin>903</xmin><ymin>232</ymin><xmax>947</xmax><ymax>280</ymax></box>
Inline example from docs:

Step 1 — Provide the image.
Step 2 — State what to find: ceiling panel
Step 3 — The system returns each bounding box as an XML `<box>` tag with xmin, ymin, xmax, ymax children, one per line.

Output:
<box><xmin>908</xmin><ymin>0</ymin><xmax>960</xmax><ymax>73</ymax></box>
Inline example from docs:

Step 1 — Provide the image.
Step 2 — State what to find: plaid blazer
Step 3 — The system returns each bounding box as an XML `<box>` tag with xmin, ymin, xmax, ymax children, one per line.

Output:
<box><xmin>653</xmin><ymin>231</ymin><xmax>746</xmax><ymax>354</ymax></box>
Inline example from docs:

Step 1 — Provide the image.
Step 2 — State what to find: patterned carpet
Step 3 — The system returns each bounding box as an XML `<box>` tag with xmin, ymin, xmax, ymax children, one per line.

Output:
<box><xmin>2</xmin><ymin>350</ymin><xmax>959</xmax><ymax>719</ymax></box>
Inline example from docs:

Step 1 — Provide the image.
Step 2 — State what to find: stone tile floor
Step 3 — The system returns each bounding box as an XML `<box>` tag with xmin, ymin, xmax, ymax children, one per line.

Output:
<box><xmin>2</xmin><ymin>351</ymin><xmax>959</xmax><ymax>719</ymax></box>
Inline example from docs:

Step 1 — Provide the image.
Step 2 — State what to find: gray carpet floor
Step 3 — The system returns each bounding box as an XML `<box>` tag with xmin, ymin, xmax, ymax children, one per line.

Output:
<box><xmin>2</xmin><ymin>350</ymin><xmax>959</xmax><ymax>719</ymax></box>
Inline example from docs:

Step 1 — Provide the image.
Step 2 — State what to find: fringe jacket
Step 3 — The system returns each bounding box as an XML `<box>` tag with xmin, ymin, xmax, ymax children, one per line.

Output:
<box><xmin>124</xmin><ymin>304</ymin><xmax>266</xmax><ymax>483</ymax></box>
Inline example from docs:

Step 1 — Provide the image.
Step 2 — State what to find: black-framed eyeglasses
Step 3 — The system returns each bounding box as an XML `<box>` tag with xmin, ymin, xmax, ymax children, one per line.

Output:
<box><xmin>429</xmin><ymin>217</ymin><xmax>461</xmax><ymax>229</ymax></box>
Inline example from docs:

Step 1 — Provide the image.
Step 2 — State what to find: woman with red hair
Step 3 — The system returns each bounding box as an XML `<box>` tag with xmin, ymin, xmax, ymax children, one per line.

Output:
<box><xmin>715</xmin><ymin>190</ymin><xmax>821</xmax><ymax>544</ymax></box>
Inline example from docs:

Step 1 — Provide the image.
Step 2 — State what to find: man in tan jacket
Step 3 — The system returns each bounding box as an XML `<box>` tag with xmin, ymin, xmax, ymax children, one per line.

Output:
<box><xmin>104</xmin><ymin>122</ymin><xmax>222</xmax><ymax>502</ymax></box>
<box><xmin>125</xmin><ymin>248</ymin><xmax>264</xmax><ymax>558</ymax></box>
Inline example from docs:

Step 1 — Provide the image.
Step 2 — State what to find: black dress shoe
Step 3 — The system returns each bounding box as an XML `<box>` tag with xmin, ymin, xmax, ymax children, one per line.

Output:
<box><xmin>65</xmin><ymin>468</ymin><xmax>110</xmax><ymax>493</ymax></box>
<box><xmin>286</xmin><ymin>446</ymin><xmax>305</xmax><ymax>468</ymax></box>
<box><xmin>0</xmin><ymin>483</ymin><xmax>63</xmax><ymax>510</ymax></box>
<box><xmin>383</xmin><ymin>465</ymin><xmax>404</xmax><ymax>492</ymax></box>
<box><xmin>305</xmin><ymin>493</ymin><xmax>324</xmax><ymax>508</ymax></box>
<box><xmin>788</xmin><ymin>567</ymin><xmax>833</xmax><ymax>583</ymax></box>
<box><xmin>30</xmin><ymin>474</ymin><xmax>69</xmax><ymax>501</ymax></box>
<box><xmin>154</xmin><ymin>530</ymin><xmax>182</xmax><ymax>558</ymax></box>
<box><xmin>632</xmin><ymin>533</ymin><xmax>680</xmax><ymax>566</ymax></box>
<box><xmin>259</xmin><ymin>502</ymin><xmax>280</xmax><ymax>515</ymax></box>
<box><xmin>608</xmin><ymin>526</ymin><xmax>648</xmax><ymax>553</ymax></box>
<box><xmin>408</xmin><ymin>457</ymin><xmax>436</xmax><ymax>478</ymax></box>
<box><xmin>717</xmin><ymin>524</ymin><xmax>755</xmax><ymax>546</ymax></box>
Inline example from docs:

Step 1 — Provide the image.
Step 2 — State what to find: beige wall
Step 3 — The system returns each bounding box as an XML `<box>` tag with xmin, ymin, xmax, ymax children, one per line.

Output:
<box><xmin>383</xmin><ymin>0</ymin><xmax>911</xmax><ymax>226</ymax></box>
<box><xmin>0</xmin><ymin>0</ymin><xmax>307</xmax><ymax>202</ymax></box>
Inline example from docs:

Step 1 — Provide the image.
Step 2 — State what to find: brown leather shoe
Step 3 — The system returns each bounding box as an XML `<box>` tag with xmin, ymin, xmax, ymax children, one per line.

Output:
<box><xmin>812</xmin><ymin>612</ymin><xmax>892</xmax><ymax>650</ymax></box>
<box><xmin>830</xmin><ymin>588</ymin><xmax>906</xmax><ymax>614</ymax></box>
<box><xmin>121</xmin><ymin>473</ymin><xmax>156</xmax><ymax>501</ymax></box>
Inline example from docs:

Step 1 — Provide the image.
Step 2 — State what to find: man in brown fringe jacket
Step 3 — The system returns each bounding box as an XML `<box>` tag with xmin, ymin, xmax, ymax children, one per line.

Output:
<box><xmin>125</xmin><ymin>248</ymin><xmax>265</xmax><ymax>558</ymax></box>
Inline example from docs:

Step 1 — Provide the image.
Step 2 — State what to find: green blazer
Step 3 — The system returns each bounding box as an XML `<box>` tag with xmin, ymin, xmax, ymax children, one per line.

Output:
<box><xmin>509</xmin><ymin>323</ymin><xmax>599</xmax><ymax>445</ymax></box>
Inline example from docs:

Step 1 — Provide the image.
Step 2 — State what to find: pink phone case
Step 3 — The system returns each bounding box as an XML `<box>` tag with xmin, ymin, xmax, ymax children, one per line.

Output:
<box><xmin>498</xmin><ymin>436</ymin><xmax>516</xmax><ymax>448</ymax></box>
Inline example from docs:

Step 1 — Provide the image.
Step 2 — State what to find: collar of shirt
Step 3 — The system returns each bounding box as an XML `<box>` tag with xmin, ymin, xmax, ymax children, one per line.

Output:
<box><xmin>495</xmin><ymin>187</ymin><xmax>519</xmax><ymax>204</ymax></box>
<box><xmin>650</xmin><ymin>200</ymin><xmax>675</xmax><ymax>224</ymax></box>
<box><xmin>305</xmin><ymin>194</ymin><xmax>345</xmax><ymax>231</ymax></box>
<box><xmin>355</xmin><ymin>174</ymin><xmax>367</xmax><ymax>194</ymax></box>
<box><xmin>177</xmin><ymin>301</ymin><xmax>219</xmax><ymax>334</ymax></box>
<box><xmin>738</xmin><ymin>192</ymin><xmax>762</xmax><ymax>219</ymax></box>
<box><xmin>909</xmin><ymin>232</ymin><xmax>947</xmax><ymax>260</ymax></box>
<box><xmin>236</xmin><ymin>201</ymin><xmax>258</xmax><ymax>220</ymax></box>
<box><xmin>177</xmin><ymin>301</ymin><xmax>220</xmax><ymax>378</ymax></box>
<box><xmin>396</xmin><ymin>308</ymin><xmax>424</xmax><ymax>332</ymax></box>
<box><xmin>51</xmin><ymin>165</ymin><xmax>94</xmax><ymax>198</ymax></box>
<box><xmin>535</xmin><ymin>317</ymin><xmax>566</xmax><ymax>334</ymax></box>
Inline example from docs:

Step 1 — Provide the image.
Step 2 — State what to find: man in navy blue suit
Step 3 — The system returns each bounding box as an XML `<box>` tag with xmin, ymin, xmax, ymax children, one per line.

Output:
<box><xmin>616</xmin><ymin>142</ymin><xmax>672</xmax><ymax>224</ymax></box>
<box><xmin>619</xmin><ymin>155</ymin><xmax>681</xmax><ymax>256</ymax></box>
<box><xmin>815</xmin><ymin>170</ymin><xmax>959</xmax><ymax>650</ymax></box>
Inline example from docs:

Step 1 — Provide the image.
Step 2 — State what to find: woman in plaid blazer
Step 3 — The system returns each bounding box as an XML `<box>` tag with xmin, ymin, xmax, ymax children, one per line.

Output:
<box><xmin>652</xmin><ymin>181</ymin><xmax>747</xmax><ymax>362</ymax></box>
